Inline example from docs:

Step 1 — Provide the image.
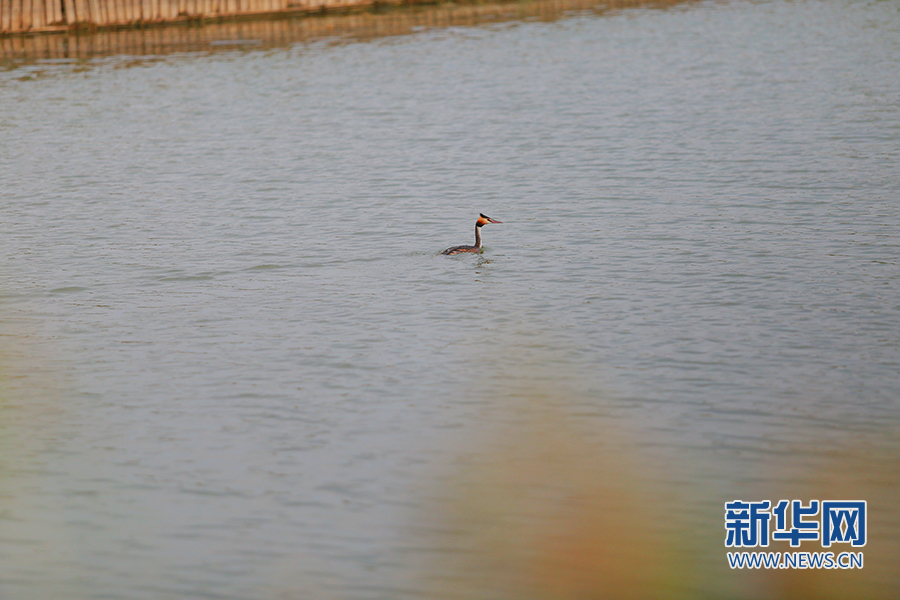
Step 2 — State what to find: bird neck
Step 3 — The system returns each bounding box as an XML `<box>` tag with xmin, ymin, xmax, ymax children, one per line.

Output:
<box><xmin>474</xmin><ymin>224</ymin><xmax>483</xmax><ymax>249</ymax></box>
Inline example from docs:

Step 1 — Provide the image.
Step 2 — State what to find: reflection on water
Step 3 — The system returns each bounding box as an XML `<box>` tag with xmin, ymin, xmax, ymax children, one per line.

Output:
<box><xmin>1</xmin><ymin>0</ymin><xmax>694</xmax><ymax>66</ymax></box>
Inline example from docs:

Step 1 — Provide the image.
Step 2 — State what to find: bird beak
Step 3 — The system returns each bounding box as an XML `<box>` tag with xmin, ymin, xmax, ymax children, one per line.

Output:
<box><xmin>489</xmin><ymin>217</ymin><xmax>503</xmax><ymax>224</ymax></box>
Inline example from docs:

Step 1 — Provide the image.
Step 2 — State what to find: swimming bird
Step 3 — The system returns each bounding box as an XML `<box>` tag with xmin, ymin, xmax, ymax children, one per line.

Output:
<box><xmin>442</xmin><ymin>213</ymin><xmax>503</xmax><ymax>255</ymax></box>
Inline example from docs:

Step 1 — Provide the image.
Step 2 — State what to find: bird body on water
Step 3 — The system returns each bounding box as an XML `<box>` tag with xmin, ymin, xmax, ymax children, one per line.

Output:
<box><xmin>442</xmin><ymin>214</ymin><xmax>503</xmax><ymax>255</ymax></box>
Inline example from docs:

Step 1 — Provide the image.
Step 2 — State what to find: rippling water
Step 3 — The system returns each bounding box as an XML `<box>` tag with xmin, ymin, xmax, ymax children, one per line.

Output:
<box><xmin>2</xmin><ymin>0</ymin><xmax>899</xmax><ymax>598</ymax></box>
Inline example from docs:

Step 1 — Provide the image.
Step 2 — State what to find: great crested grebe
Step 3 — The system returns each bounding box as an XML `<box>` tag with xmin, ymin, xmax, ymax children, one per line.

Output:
<box><xmin>441</xmin><ymin>213</ymin><xmax>503</xmax><ymax>255</ymax></box>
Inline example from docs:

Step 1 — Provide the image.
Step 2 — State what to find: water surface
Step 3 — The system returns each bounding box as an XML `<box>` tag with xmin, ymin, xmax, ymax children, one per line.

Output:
<box><xmin>2</xmin><ymin>0</ymin><xmax>899</xmax><ymax>598</ymax></box>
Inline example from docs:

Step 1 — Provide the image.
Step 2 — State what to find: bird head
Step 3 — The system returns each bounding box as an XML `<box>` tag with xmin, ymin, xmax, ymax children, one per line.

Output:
<box><xmin>477</xmin><ymin>213</ymin><xmax>503</xmax><ymax>226</ymax></box>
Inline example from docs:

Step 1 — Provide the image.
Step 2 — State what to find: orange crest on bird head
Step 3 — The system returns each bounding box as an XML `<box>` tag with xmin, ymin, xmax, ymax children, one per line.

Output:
<box><xmin>478</xmin><ymin>213</ymin><xmax>503</xmax><ymax>225</ymax></box>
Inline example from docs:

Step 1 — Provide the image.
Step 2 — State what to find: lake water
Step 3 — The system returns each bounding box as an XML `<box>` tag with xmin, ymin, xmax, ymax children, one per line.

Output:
<box><xmin>2</xmin><ymin>0</ymin><xmax>899</xmax><ymax>598</ymax></box>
